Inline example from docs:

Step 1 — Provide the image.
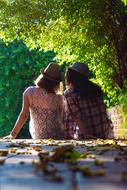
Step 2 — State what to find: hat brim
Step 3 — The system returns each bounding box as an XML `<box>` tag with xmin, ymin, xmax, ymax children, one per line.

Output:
<box><xmin>42</xmin><ymin>72</ymin><xmax>62</xmax><ymax>82</ymax></box>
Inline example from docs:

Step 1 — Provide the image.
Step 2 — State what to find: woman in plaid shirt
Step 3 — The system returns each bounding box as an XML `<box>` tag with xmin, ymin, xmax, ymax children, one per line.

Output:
<box><xmin>64</xmin><ymin>62</ymin><xmax>114</xmax><ymax>139</ymax></box>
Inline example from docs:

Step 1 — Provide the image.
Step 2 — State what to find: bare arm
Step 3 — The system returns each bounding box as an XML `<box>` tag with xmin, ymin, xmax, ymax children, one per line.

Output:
<box><xmin>10</xmin><ymin>93</ymin><xmax>30</xmax><ymax>138</ymax></box>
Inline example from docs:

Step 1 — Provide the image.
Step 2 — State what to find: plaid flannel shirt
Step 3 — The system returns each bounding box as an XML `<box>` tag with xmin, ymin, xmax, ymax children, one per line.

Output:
<box><xmin>63</xmin><ymin>88</ymin><xmax>114</xmax><ymax>139</ymax></box>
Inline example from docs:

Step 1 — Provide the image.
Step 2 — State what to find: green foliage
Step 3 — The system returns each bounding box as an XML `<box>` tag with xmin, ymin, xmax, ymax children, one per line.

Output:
<box><xmin>0</xmin><ymin>39</ymin><xmax>55</xmax><ymax>137</ymax></box>
<box><xmin>0</xmin><ymin>0</ymin><xmax>127</xmax><ymax>108</ymax></box>
<box><xmin>1</xmin><ymin>0</ymin><xmax>126</xmax><ymax>107</ymax></box>
<box><xmin>122</xmin><ymin>0</ymin><xmax>127</xmax><ymax>5</ymax></box>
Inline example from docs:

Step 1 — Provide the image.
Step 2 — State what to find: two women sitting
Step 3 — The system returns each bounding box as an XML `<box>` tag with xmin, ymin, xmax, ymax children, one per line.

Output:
<box><xmin>4</xmin><ymin>62</ymin><xmax>114</xmax><ymax>140</ymax></box>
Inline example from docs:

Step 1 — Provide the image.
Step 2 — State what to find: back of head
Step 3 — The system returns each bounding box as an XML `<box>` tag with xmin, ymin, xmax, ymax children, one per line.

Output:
<box><xmin>42</xmin><ymin>63</ymin><xmax>63</xmax><ymax>82</ymax></box>
<box><xmin>35</xmin><ymin>63</ymin><xmax>63</xmax><ymax>93</ymax></box>
<box><xmin>66</xmin><ymin>62</ymin><xmax>103</xmax><ymax>98</ymax></box>
<box><xmin>69</xmin><ymin>62</ymin><xmax>91</xmax><ymax>78</ymax></box>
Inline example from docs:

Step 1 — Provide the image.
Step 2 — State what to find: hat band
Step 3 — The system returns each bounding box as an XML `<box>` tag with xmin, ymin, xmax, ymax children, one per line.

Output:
<box><xmin>43</xmin><ymin>72</ymin><xmax>61</xmax><ymax>82</ymax></box>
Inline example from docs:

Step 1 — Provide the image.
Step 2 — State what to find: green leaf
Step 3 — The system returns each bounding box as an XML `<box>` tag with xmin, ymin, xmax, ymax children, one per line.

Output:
<box><xmin>122</xmin><ymin>0</ymin><xmax>127</xmax><ymax>6</ymax></box>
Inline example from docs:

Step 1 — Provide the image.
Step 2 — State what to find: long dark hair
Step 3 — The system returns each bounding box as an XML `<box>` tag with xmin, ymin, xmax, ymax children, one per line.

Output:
<box><xmin>66</xmin><ymin>69</ymin><xmax>103</xmax><ymax>98</ymax></box>
<box><xmin>34</xmin><ymin>74</ymin><xmax>60</xmax><ymax>93</ymax></box>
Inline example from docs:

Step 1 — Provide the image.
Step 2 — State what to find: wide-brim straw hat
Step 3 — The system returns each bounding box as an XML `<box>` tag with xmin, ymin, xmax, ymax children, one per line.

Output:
<box><xmin>69</xmin><ymin>62</ymin><xmax>91</xmax><ymax>78</ymax></box>
<box><xmin>41</xmin><ymin>63</ymin><xmax>63</xmax><ymax>82</ymax></box>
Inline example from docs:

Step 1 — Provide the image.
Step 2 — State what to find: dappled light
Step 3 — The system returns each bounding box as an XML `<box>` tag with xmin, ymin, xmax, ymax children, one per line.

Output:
<box><xmin>0</xmin><ymin>1</ymin><xmax>127</xmax><ymax>189</ymax></box>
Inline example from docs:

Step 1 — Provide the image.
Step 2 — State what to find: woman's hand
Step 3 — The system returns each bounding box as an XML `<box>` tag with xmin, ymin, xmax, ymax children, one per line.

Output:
<box><xmin>2</xmin><ymin>134</ymin><xmax>14</xmax><ymax>140</ymax></box>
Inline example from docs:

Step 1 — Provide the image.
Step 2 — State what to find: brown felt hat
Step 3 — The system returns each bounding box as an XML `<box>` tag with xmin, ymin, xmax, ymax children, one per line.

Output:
<box><xmin>69</xmin><ymin>62</ymin><xmax>91</xmax><ymax>78</ymax></box>
<box><xmin>41</xmin><ymin>63</ymin><xmax>63</xmax><ymax>82</ymax></box>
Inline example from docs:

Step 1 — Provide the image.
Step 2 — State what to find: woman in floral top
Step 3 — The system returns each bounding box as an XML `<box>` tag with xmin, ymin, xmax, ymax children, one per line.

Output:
<box><xmin>64</xmin><ymin>62</ymin><xmax>114</xmax><ymax>140</ymax></box>
<box><xmin>4</xmin><ymin>63</ymin><xmax>64</xmax><ymax>139</ymax></box>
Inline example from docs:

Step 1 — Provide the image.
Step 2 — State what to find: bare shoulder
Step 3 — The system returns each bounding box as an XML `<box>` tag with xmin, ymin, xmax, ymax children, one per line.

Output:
<box><xmin>23</xmin><ymin>86</ymin><xmax>36</xmax><ymax>97</ymax></box>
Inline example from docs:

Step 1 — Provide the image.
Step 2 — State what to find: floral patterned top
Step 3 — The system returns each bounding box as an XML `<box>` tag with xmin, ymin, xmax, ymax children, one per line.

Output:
<box><xmin>23</xmin><ymin>86</ymin><xmax>64</xmax><ymax>139</ymax></box>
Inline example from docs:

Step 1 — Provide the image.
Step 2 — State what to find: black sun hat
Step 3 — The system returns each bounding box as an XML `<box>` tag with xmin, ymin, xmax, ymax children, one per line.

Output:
<box><xmin>69</xmin><ymin>62</ymin><xmax>91</xmax><ymax>78</ymax></box>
